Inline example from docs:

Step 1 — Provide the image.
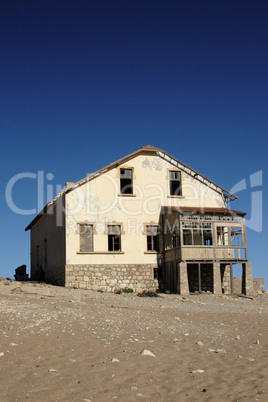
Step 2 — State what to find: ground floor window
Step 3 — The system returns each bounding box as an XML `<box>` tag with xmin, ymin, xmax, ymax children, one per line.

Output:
<box><xmin>79</xmin><ymin>224</ymin><xmax>94</xmax><ymax>252</ymax></box>
<box><xmin>146</xmin><ymin>225</ymin><xmax>159</xmax><ymax>252</ymax></box>
<box><xmin>108</xmin><ymin>225</ymin><xmax>121</xmax><ymax>251</ymax></box>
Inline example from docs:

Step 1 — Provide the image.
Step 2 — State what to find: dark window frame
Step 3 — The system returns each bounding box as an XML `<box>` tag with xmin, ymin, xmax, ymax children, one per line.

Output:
<box><xmin>107</xmin><ymin>225</ymin><xmax>121</xmax><ymax>252</ymax></box>
<box><xmin>169</xmin><ymin>170</ymin><xmax>182</xmax><ymax>196</ymax></box>
<box><xmin>120</xmin><ymin>168</ymin><xmax>133</xmax><ymax>194</ymax></box>
<box><xmin>146</xmin><ymin>225</ymin><xmax>159</xmax><ymax>252</ymax></box>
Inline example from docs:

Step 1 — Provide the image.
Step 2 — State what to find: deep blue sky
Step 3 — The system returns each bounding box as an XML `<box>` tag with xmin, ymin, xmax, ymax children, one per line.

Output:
<box><xmin>1</xmin><ymin>1</ymin><xmax>267</xmax><ymax>288</ymax></box>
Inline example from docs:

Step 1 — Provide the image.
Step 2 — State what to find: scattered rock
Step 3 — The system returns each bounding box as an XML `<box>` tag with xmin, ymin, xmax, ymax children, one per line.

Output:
<box><xmin>215</xmin><ymin>348</ymin><xmax>226</xmax><ymax>354</ymax></box>
<box><xmin>131</xmin><ymin>386</ymin><xmax>138</xmax><ymax>391</ymax></box>
<box><xmin>49</xmin><ymin>368</ymin><xmax>58</xmax><ymax>372</ymax></box>
<box><xmin>196</xmin><ymin>341</ymin><xmax>203</xmax><ymax>346</ymax></box>
<box><xmin>111</xmin><ymin>358</ymin><xmax>120</xmax><ymax>362</ymax></box>
<box><xmin>0</xmin><ymin>352</ymin><xmax>4</xmax><ymax>357</ymax></box>
<box><xmin>141</xmin><ymin>350</ymin><xmax>156</xmax><ymax>357</ymax></box>
<box><xmin>190</xmin><ymin>369</ymin><xmax>204</xmax><ymax>373</ymax></box>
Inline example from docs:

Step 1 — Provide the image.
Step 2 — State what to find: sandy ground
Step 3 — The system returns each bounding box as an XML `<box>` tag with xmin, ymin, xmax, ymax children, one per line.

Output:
<box><xmin>0</xmin><ymin>278</ymin><xmax>267</xmax><ymax>402</ymax></box>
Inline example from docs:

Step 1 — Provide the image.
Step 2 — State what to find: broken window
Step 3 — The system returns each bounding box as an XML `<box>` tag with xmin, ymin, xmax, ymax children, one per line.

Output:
<box><xmin>108</xmin><ymin>225</ymin><xmax>121</xmax><ymax>252</ymax></box>
<box><xmin>79</xmin><ymin>224</ymin><xmax>94</xmax><ymax>252</ymax></box>
<box><xmin>169</xmin><ymin>170</ymin><xmax>182</xmax><ymax>196</ymax></box>
<box><xmin>120</xmin><ymin>168</ymin><xmax>133</xmax><ymax>194</ymax></box>
<box><xmin>164</xmin><ymin>223</ymin><xmax>180</xmax><ymax>249</ymax></box>
<box><xmin>146</xmin><ymin>225</ymin><xmax>159</xmax><ymax>252</ymax></box>
<box><xmin>182</xmin><ymin>222</ymin><xmax>212</xmax><ymax>246</ymax></box>
<box><xmin>217</xmin><ymin>226</ymin><xmax>229</xmax><ymax>245</ymax></box>
<box><xmin>231</xmin><ymin>227</ymin><xmax>243</xmax><ymax>246</ymax></box>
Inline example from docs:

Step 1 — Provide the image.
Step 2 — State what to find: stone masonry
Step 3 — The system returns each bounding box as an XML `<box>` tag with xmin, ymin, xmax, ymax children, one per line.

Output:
<box><xmin>65</xmin><ymin>264</ymin><xmax>159</xmax><ymax>293</ymax></box>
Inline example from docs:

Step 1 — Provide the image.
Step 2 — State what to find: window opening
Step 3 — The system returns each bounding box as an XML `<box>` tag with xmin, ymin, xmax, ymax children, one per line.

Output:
<box><xmin>231</xmin><ymin>227</ymin><xmax>243</xmax><ymax>246</ymax></box>
<box><xmin>120</xmin><ymin>168</ymin><xmax>133</xmax><ymax>194</ymax></box>
<box><xmin>182</xmin><ymin>222</ymin><xmax>212</xmax><ymax>246</ymax></box>
<box><xmin>146</xmin><ymin>225</ymin><xmax>159</xmax><ymax>252</ymax></box>
<box><xmin>169</xmin><ymin>171</ymin><xmax>182</xmax><ymax>196</ymax></box>
<box><xmin>217</xmin><ymin>226</ymin><xmax>229</xmax><ymax>245</ymax></box>
<box><xmin>108</xmin><ymin>225</ymin><xmax>121</xmax><ymax>251</ymax></box>
<box><xmin>164</xmin><ymin>224</ymin><xmax>180</xmax><ymax>249</ymax></box>
<box><xmin>79</xmin><ymin>224</ymin><xmax>94</xmax><ymax>252</ymax></box>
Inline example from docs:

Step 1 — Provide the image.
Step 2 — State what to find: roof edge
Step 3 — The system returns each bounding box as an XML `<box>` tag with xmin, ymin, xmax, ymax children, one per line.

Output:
<box><xmin>25</xmin><ymin>145</ymin><xmax>240</xmax><ymax>230</ymax></box>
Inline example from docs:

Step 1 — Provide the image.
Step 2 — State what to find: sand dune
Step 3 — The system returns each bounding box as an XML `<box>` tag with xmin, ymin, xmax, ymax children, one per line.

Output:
<box><xmin>0</xmin><ymin>279</ymin><xmax>267</xmax><ymax>401</ymax></box>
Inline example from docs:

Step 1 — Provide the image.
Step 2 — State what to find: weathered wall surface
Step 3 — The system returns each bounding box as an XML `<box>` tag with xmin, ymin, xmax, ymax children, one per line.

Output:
<box><xmin>65</xmin><ymin>264</ymin><xmax>159</xmax><ymax>293</ymax></box>
<box><xmin>30</xmin><ymin>196</ymin><xmax>66</xmax><ymax>285</ymax></box>
<box><xmin>65</xmin><ymin>152</ymin><xmax>226</xmax><ymax>268</ymax></box>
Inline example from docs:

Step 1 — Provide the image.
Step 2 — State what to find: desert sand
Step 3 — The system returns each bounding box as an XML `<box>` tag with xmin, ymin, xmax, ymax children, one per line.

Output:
<box><xmin>0</xmin><ymin>278</ymin><xmax>267</xmax><ymax>402</ymax></box>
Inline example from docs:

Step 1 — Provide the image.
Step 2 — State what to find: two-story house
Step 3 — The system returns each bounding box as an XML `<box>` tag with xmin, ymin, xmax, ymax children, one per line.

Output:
<box><xmin>25</xmin><ymin>146</ymin><xmax>254</xmax><ymax>295</ymax></box>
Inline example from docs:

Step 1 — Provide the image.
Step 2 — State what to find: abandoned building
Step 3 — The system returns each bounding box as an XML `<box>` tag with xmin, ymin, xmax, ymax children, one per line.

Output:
<box><xmin>25</xmin><ymin>145</ymin><xmax>254</xmax><ymax>295</ymax></box>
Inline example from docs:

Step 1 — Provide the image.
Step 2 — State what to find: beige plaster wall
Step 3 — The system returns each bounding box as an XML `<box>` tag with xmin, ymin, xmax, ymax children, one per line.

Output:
<box><xmin>65</xmin><ymin>153</ymin><xmax>226</xmax><ymax>266</ymax></box>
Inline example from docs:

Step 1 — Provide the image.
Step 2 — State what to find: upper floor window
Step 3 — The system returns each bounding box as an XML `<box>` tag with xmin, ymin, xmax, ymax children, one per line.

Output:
<box><xmin>182</xmin><ymin>222</ymin><xmax>212</xmax><ymax>246</ymax></box>
<box><xmin>79</xmin><ymin>224</ymin><xmax>94</xmax><ymax>252</ymax></box>
<box><xmin>169</xmin><ymin>170</ymin><xmax>182</xmax><ymax>196</ymax></box>
<box><xmin>108</xmin><ymin>225</ymin><xmax>121</xmax><ymax>251</ymax></box>
<box><xmin>120</xmin><ymin>168</ymin><xmax>133</xmax><ymax>194</ymax></box>
<box><xmin>217</xmin><ymin>226</ymin><xmax>229</xmax><ymax>245</ymax></box>
<box><xmin>146</xmin><ymin>225</ymin><xmax>159</xmax><ymax>252</ymax></box>
<box><xmin>231</xmin><ymin>227</ymin><xmax>242</xmax><ymax>246</ymax></box>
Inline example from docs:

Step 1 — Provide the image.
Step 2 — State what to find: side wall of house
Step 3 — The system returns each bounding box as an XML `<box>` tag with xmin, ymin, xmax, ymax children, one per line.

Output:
<box><xmin>30</xmin><ymin>196</ymin><xmax>66</xmax><ymax>285</ymax></box>
<box><xmin>64</xmin><ymin>152</ymin><xmax>226</xmax><ymax>291</ymax></box>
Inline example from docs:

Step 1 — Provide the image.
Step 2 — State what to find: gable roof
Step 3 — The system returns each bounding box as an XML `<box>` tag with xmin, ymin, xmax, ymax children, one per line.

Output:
<box><xmin>25</xmin><ymin>145</ymin><xmax>238</xmax><ymax>231</ymax></box>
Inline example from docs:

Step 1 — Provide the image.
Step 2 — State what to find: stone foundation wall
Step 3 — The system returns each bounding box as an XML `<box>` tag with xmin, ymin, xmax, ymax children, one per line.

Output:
<box><xmin>234</xmin><ymin>277</ymin><xmax>265</xmax><ymax>294</ymax></box>
<box><xmin>253</xmin><ymin>278</ymin><xmax>265</xmax><ymax>293</ymax></box>
<box><xmin>65</xmin><ymin>264</ymin><xmax>159</xmax><ymax>293</ymax></box>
